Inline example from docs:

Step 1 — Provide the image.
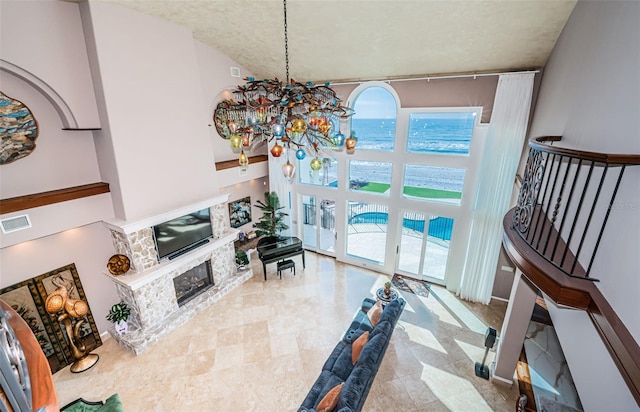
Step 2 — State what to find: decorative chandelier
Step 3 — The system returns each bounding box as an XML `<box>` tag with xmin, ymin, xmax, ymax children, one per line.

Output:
<box><xmin>213</xmin><ymin>0</ymin><xmax>356</xmax><ymax>182</ymax></box>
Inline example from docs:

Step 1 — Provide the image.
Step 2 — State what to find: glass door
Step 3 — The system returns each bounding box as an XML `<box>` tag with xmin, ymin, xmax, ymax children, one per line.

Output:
<box><xmin>397</xmin><ymin>210</ymin><xmax>454</xmax><ymax>284</ymax></box>
<box><xmin>318</xmin><ymin>198</ymin><xmax>336</xmax><ymax>253</ymax></box>
<box><xmin>300</xmin><ymin>194</ymin><xmax>336</xmax><ymax>255</ymax></box>
<box><xmin>346</xmin><ymin>202</ymin><xmax>388</xmax><ymax>266</ymax></box>
<box><xmin>301</xmin><ymin>195</ymin><xmax>317</xmax><ymax>249</ymax></box>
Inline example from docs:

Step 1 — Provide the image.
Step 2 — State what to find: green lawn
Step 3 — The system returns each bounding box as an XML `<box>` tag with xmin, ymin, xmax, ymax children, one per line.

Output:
<box><xmin>358</xmin><ymin>182</ymin><xmax>461</xmax><ymax>199</ymax></box>
<box><xmin>403</xmin><ymin>186</ymin><xmax>462</xmax><ymax>199</ymax></box>
<box><xmin>360</xmin><ymin>182</ymin><xmax>391</xmax><ymax>193</ymax></box>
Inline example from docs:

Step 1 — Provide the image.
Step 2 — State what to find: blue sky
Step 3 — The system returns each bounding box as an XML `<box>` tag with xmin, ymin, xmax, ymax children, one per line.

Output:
<box><xmin>352</xmin><ymin>87</ymin><xmax>397</xmax><ymax>119</ymax></box>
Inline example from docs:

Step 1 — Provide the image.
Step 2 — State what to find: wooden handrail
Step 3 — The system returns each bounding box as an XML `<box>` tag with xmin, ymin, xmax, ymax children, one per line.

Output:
<box><xmin>504</xmin><ymin>208</ymin><xmax>640</xmax><ymax>405</ymax></box>
<box><xmin>0</xmin><ymin>299</ymin><xmax>58</xmax><ymax>411</ymax></box>
<box><xmin>0</xmin><ymin>182</ymin><xmax>110</xmax><ymax>215</ymax></box>
<box><xmin>530</xmin><ymin>136</ymin><xmax>640</xmax><ymax>165</ymax></box>
<box><xmin>215</xmin><ymin>154</ymin><xmax>268</xmax><ymax>171</ymax></box>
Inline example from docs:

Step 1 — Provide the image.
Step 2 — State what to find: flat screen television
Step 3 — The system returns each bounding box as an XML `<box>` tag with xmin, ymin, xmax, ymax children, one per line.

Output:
<box><xmin>152</xmin><ymin>208</ymin><xmax>213</xmax><ymax>261</ymax></box>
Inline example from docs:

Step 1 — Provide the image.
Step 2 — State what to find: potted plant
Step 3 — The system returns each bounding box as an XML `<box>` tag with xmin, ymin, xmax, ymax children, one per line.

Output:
<box><xmin>106</xmin><ymin>301</ymin><xmax>131</xmax><ymax>335</ymax></box>
<box><xmin>235</xmin><ymin>249</ymin><xmax>249</xmax><ymax>269</ymax></box>
<box><xmin>253</xmin><ymin>191</ymin><xmax>289</xmax><ymax>239</ymax></box>
<box><xmin>384</xmin><ymin>281</ymin><xmax>392</xmax><ymax>296</ymax></box>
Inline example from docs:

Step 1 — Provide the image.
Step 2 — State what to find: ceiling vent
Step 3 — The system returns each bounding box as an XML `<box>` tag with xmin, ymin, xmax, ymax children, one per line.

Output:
<box><xmin>1</xmin><ymin>214</ymin><xmax>32</xmax><ymax>234</ymax></box>
<box><xmin>230</xmin><ymin>66</ymin><xmax>241</xmax><ymax>78</ymax></box>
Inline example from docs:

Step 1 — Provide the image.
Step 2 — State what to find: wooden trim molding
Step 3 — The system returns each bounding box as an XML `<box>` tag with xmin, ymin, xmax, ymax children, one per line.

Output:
<box><xmin>531</xmin><ymin>136</ymin><xmax>640</xmax><ymax>165</ymax></box>
<box><xmin>503</xmin><ymin>208</ymin><xmax>640</xmax><ymax>405</ymax></box>
<box><xmin>215</xmin><ymin>154</ymin><xmax>268</xmax><ymax>171</ymax></box>
<box><xmin>0</xmin><ymin>182</ymin><xmax>110</xmax><ymax>215</ymax></box>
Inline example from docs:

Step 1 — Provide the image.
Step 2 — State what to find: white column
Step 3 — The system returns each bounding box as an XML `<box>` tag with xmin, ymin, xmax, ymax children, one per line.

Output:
<box><xmin>491</xmin><ymin>268</ymin><xmax>538</xmax><ymax>384</ymax></box>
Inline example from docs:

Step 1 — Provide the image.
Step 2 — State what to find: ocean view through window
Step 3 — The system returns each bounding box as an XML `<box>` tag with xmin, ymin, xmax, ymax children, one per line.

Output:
<box><xmin>294</xmin><ymin>80</ymin><xmax>484</xmax><ymax>284</ymax></box>
<box><xmin>407</xmin><ymin>112</ymin><xmax>475</xmax><ymax>155</ymax></box>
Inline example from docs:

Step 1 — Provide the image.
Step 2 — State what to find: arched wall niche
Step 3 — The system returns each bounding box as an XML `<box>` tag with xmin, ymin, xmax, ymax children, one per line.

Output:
<box><xmin>0</xmin><ymin>60</ymin><xmax>82</xmax><ymax>130</ymax></box>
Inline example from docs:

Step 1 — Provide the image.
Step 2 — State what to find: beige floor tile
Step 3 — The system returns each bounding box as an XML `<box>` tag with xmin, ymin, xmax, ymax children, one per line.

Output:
<box><xmin>53</xmin><ymin>251</ymin><xmax>518</xmax><ymax>411</ymax></box>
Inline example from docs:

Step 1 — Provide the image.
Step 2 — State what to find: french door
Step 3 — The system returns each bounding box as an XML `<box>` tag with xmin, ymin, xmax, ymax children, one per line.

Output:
<box><xmin>396</xmin><ymin>210</ymin><xmax>455</xmax><ymax>283</ymax></box>
<box><xmin>300</xmin><ymin>194</ymin><xmax>336</xmax><ymax>255</ymax></box>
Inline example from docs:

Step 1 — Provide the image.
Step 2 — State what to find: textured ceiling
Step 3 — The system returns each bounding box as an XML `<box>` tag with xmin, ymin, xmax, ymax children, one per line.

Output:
<box><xmin>110</xmin><ymin>0</ymin><xmax>577</xmax><ymax>83</ymax></box>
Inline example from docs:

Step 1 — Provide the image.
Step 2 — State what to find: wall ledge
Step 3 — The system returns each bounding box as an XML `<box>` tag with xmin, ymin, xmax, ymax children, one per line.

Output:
<box><xmin>0</xmin><ymin>183</ymin><xmax>110</xmax><ymax>215</ymax></box>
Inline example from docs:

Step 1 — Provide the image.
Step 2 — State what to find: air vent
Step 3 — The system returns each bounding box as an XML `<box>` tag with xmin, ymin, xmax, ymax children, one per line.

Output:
<box><xmin>1</xmin><ymin>214</ymin><xmax>32</xmax><ymax>234</ymax></box>
<box><xmin>230</xmin><ymin>66</ymin><xmax>241</xmax><ymax>78</ymax></box>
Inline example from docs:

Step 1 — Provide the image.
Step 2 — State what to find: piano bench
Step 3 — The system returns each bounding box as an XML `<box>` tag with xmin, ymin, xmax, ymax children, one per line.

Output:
<box><xmin>277</xmin><ymin>259</ymin><xmax>295</xmax><ymax>279</ymax></box>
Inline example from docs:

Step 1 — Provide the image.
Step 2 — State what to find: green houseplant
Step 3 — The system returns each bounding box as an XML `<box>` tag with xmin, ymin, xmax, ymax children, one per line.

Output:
<box><xmin>235</xmin><ymin>249</ymin><xmax>249</xmax><ymax>268</ymax></box>
<box><xmin>253</xmin><ymin>191</ymin><xmax>289</xmax><ymax>238</ymax></box>
<box><xmin>106</xmin><ymin>301</ymin><xmax>131</xmax><ymax>335</ymax></box>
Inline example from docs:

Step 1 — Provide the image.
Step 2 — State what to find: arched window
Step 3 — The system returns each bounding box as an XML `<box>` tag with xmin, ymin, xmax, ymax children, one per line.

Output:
<box><xmin>351</xmin><ymin>86</ymin><xmax>397</xmax><ymax>151</ymax></box>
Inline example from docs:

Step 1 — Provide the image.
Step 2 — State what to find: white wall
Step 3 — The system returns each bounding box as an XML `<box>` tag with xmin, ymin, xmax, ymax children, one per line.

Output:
<box><xmin>1</xmin><ymin>1</ymin><xmax>268</xmax><ymax>337</ymax></box>
<box><xmin>527</xmin><ymin>0</ymin><xmax>640</xmax><ymax>339</ymax></box>
<box><xmin>0</xmin><ymin>222</ymin><xmax>118</xmax><ymax>334</ymax></box>
<box><xmin>0</xmin><ymin>0</ymin><xmax>100</xmax><ymax>128</ymax></box>
<box><xmin>193</xmin><ymin>40</ymin><xmax>268</xmax><ymax>164</ymax></box>
<box><xmin>0</xmin><ymin>72</ymin><xmax>101</xmax><ymax>198</ymax></box>
<box><xmin>545</xmin><ymin>296</ymin><xmax>637</xmax><ymax>410</ymax></box>
<box><xmin>524</xmin><ymin>1</ymin><xmax>639</xmax><ymax>408</ymax></box>
<box><xmin>82</xmin><ymin>1</ymin><xmax>220</xmax><ymax>221</ymax></box>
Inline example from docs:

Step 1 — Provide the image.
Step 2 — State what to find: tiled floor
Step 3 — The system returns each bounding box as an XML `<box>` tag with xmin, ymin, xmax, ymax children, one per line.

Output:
<box><xmin>54</xmin><ymin>252</ymin><xmax>519</xmax><ymax>411</ymax></box>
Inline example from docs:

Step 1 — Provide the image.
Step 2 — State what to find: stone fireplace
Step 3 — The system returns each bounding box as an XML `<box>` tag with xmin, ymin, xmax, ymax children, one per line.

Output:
<box><xmin>102</xmin><ymin>194</ymin><xmax>253</xmax><ymax>355</ymax></box>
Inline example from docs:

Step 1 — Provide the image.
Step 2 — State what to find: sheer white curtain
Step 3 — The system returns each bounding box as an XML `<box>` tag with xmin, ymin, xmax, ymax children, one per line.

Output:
<box><xmin>458</xmin><ymin>73</ymin><xmax>535</xmax><ymax>303</ymax></box>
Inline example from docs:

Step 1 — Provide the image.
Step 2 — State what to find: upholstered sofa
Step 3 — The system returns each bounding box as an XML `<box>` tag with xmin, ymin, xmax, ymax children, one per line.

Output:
<box><xmin>299</xmin><ymin>297</ymin><xmax>406</xmax><ymax>412</ymax></box>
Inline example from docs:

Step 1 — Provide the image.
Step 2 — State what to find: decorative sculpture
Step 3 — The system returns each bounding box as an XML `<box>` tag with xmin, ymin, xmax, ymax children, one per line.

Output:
<box><xmin>44</xmin><ymin>276</ymin><xmax>99</xmax><ymax>373</ymax></box>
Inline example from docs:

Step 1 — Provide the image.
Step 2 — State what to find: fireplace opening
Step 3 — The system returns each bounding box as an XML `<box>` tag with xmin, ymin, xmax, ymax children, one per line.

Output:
<box><xmin>173</xmin><ymin>260</ymin><xmax>214</xmax><ymax>307</ymax></box>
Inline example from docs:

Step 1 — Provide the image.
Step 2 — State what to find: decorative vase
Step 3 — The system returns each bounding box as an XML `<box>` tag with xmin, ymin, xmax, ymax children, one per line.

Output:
<box><xmin>115</xmin><ymin>320</ymin><xmax>128</xmax><ymax>335</ymax></box>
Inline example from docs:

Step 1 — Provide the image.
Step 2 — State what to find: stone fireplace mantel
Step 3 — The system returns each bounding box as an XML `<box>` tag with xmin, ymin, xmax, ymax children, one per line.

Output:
<box><xmin>101</xmin><ymin>194</ymin><xmax>253</xmax><ymax>354</ymax></box>
<box><xmin>104</xmin><ymin>230</ymin><xmax>237</xmax><ymax>291</ymax></box>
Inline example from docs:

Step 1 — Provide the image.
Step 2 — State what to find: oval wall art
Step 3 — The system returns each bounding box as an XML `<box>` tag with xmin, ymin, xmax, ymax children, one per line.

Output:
<box><xmin>0</xmin><ymin>91</ymin><xmax>39</xmax><ymax>165</ymax></box>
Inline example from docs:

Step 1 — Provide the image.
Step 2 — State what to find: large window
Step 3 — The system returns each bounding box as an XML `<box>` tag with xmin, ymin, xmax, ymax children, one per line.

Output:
<box><xmin>407</xmin><ymin>112</ymin><xmax>476</xmax><ymax>155</ymax></box>
<box><xmin>290</xmin><ymin>81</ymin><xmax>484</xmax><ymax>284</ymax></box>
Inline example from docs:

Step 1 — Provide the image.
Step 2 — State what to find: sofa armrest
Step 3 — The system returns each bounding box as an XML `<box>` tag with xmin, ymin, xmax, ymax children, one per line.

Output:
<box><xmin>361</xmin><ymin>298</ymin><xmax>376</xmax><ymax>313</ymax></box>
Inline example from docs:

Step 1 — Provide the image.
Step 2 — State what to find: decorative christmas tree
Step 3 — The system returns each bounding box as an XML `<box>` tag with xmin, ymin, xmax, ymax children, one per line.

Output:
<box><xmin>253</xmin><ymin>191</ymin><xmax>289</xmax><ymax>238</ymax></box>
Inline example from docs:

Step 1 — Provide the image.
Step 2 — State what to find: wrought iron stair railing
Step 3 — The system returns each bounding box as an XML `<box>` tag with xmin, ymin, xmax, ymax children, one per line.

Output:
<box><xmin>512</xmin><ymin>136</ymin><xmax>640</xmax><ymax>281</ymax></box>
<box><xmin>503</xmin><ymin>135</ymin><xmax>640</xmax><ymax>405</ymax></box>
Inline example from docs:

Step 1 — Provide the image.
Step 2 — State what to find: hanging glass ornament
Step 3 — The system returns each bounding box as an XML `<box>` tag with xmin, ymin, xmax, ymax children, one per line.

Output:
<box><xmin>310</xmin><ymin>157</ymin><xmax>323</xmax><ymax>171</ymax></box>
<box><xmin>334</xmin><ymin>132</ymin><xmax>346</xmax><ymax>150</ymax></box>
<box><xmin>239</xmin><ymin>151</ymin><xmax>249</xmax><ymax>167</ymax></box>
<box><xmin>282</xmin><ymin>161</ymin><xmax>296</xmax><ymax>182</ymax></box>
<box><xmin>272</xmin><ymin>123</ymin><xmax>285</xmax><ymax>137</ymax></box>
<box><xmin>345</xmin><ymin>136</ymin><xmax>357</xmax><ymax>154</ymax></box>
<box><xmin>291</xmin><ymin>118</ymin><xmax>307</xmax><ymax>133</ymax></box>
<box><xmin>270</xmin><ymin>142</ymin><xmax>284</xmax><ymax>157</ymax></box>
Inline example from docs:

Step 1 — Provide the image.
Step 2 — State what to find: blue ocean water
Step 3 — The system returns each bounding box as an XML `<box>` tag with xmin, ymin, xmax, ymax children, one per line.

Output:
<box><xmin>345</xmin><ymin>116</ymin><xmax>474</xmax><ymax>191</ymax></box>
<box><xmin>351</xmin><ymin>115</ymin><xmax>474</xmax><ymax>154</ymax></box>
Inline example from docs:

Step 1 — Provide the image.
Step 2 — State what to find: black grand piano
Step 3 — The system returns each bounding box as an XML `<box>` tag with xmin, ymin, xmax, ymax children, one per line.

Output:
<box><xmin>256</xmin><ymin>236</ymin><xmax>305</xmax><ymax>280</ymax></box>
